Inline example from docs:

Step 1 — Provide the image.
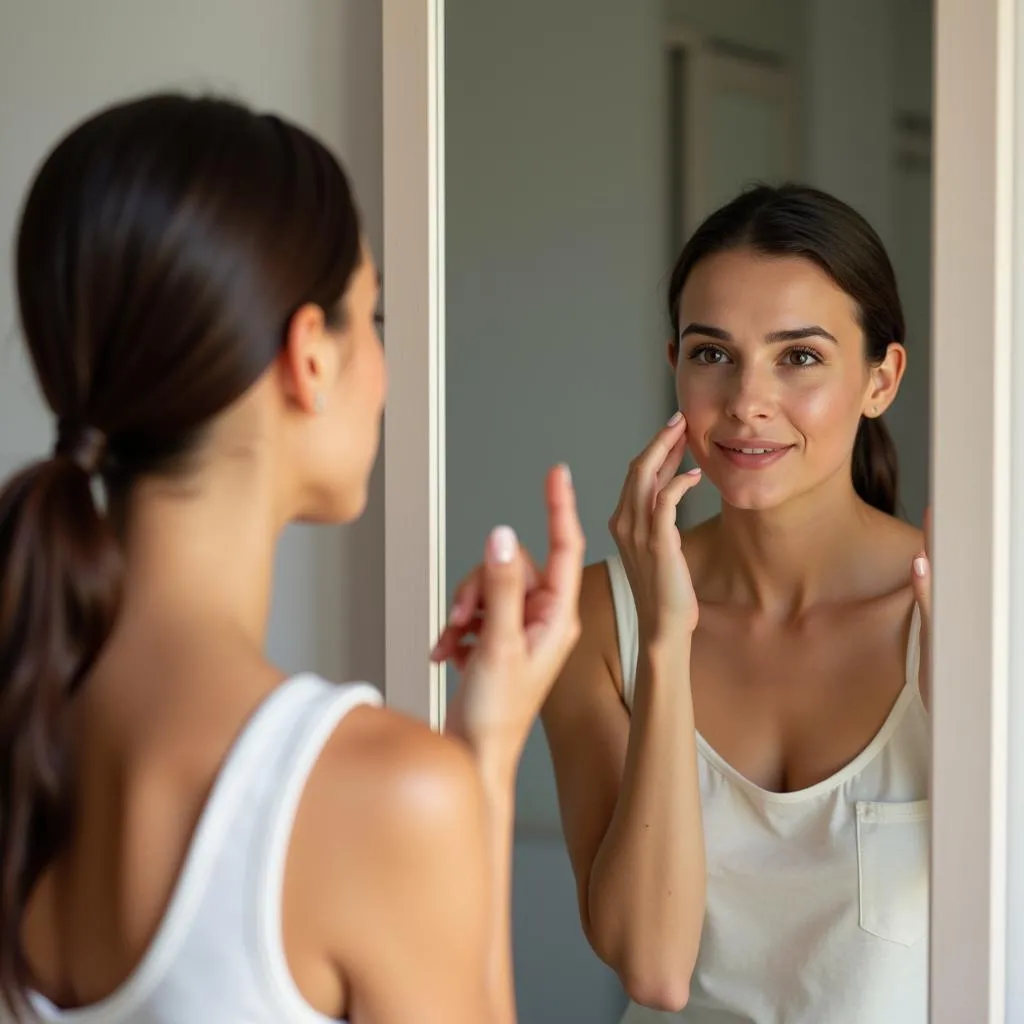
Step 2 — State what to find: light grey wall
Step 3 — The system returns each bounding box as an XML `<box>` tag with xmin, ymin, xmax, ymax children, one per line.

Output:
<box><xmin>0</xmin><ymin>0</ymin><xmax>385</xmax><ymax>686</ymax></box>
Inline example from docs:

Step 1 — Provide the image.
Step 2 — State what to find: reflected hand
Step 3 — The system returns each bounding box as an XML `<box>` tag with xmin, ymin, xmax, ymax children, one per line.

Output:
<box><xmin>610</xmin><ymin>412</ymin><xmax>702</xmax><ymax>639</ymax></box>
<box><xmin>911</xmin><ymin>506</ymin><xmax>932</xmax><ymax>706</ymax></box>
<box><xmin>431</xmin><ymin>465</ymin><xmax>585</xmax><ymax>770</ymax></box>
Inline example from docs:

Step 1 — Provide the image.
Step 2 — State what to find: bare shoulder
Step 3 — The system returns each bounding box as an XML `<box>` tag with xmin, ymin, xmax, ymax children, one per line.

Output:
<box><xmin>566</xmin><ymin>560</ymin><xmax>622</xmax><ymax>692</ymax></box>
<box><xmin>305</xmin><ymin>703</ymin><xmax>485</xmax><ymax>853</ymax></box>
<box><xmin>285</xmin><ymin>704</ymin><xmax>489</xmax><ymax>965</ymax></box>
<box><xmin>862</xmin><ymin>507</ymin><xmax>925</xmax><ymax>592</ymax></box>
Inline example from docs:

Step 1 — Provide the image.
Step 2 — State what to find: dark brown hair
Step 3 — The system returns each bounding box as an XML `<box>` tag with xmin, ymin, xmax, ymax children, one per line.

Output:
<box><xmin>0</xmin><ymin>93</ymin><xmax>362</xmax><ymax>1015</ymax></box>
<box><xmin>668</xmin><ymin>183</ymin><xmax>904</xmax><ymax>515</ymax></box>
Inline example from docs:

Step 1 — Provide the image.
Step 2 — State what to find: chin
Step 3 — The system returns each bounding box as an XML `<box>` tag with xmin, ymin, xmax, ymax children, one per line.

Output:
<box><xmin>297</xmin><ymin>481</ymin><xmax>370</xmax><ymax>525</ymax></box>
<box><xmin>709</xmin><ymin>473</ymin><xmax>793</xmax><ymax>512</ymax></box>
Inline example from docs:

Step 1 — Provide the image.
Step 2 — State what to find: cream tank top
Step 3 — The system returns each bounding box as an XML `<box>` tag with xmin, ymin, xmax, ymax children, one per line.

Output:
<box><xmin>20</xmin><ymin>675</ymin><xmax>382</xmax><ymax>1024</ymax></box>
<box><xmin>605</xmin><ymin>557</ymin><xmax>930</xmax><ymax>1024</ymax></box>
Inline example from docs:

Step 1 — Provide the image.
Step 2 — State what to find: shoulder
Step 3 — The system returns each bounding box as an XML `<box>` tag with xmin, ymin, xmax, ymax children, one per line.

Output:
<box><xmin>548</xmin><ymin>559</ymin><xmax>623</xmax><ymax>707</ymax></box>
<box><xmin>578</xmin><ymin>560</ymin><xmax>620</xmax><ymax>659</ymax></box>
<box><xmin>861</xmin><ymin>507</ymin><xmax>924</xmax><ymax>593</ymax></box>
<box><xmin>312</xmin><ymin>704</ymin><xmax>485</xmax><ymax>846</ymax></box>
<box><xmin>286</xmin><ymin>704</ymin><xmax>489</xmax><ymax>945</ymax></box>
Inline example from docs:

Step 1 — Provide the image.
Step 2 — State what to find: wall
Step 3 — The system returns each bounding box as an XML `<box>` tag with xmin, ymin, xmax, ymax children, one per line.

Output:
<box><xmin>0</xmin><ymin>0</ymin><xmax>385</xmax><ymax>685</ymax></box>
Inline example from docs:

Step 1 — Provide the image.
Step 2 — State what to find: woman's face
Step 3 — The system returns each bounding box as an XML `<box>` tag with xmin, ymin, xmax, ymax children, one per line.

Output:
<box><xmin>672</xmin><ymin>249</ymin><xmax>904</xmax><ymax>512</ymax></box>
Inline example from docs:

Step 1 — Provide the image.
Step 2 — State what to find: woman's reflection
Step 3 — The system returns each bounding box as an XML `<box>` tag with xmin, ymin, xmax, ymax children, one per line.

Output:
<box><xmin>542</xmin><ymin>184</ymin><xmax>932</xmax><ymax>1024</ymax></box>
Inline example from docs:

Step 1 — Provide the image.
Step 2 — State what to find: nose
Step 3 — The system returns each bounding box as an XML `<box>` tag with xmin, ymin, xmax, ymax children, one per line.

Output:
<box><xmin>724</xmin><ymin>362</ymin><xmax>777</xmax><ymax>424</ymax></box>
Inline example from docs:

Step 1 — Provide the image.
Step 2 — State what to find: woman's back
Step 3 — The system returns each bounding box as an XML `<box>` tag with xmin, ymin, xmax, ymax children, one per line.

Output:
<box><xmin>14</xmin><ymin>610</ymin><xmax>494</xmax><ymax>1021</ymax></box>
<box><xmin>22</xmin><ymin>674</ymin><xmax>381</xmax><ymax>1022</ymax></box>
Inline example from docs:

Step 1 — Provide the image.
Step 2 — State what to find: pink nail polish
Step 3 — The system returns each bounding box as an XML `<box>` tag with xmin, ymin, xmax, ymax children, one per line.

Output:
<box><xmin>914</xmin><ymin>557</ymin><xmax>927</xmax><ymax>578</ymax></box>
<box><xmin>668</xmin><ymin>411</ymin><xmax>683</xmax><ymax>426</ymax></box>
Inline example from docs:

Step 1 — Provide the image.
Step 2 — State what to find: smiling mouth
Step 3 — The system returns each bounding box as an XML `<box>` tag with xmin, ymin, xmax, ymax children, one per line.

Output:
<box><xmin>717</xmin><ymin>444</ymin><xmax>792</xmax><ymax>454</ymax></box>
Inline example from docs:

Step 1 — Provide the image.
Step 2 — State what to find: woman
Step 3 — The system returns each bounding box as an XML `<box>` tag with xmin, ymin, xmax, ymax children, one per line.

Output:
<box><xmin>0</xmin><ymin>94</ymin><xmax>584</xmax><ymax>1024</ymax></box>
<box><xmin>540</xmin><ymin>185</ymin><xmax>933</xmax><ymax>1023</ymax></box>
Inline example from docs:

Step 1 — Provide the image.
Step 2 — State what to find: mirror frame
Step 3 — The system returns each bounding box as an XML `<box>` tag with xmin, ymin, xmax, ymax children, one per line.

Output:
<box><xmin>381</xmin><ymin>0</ymin><xmax>1019</xmax><ymax>1019</ymax></box>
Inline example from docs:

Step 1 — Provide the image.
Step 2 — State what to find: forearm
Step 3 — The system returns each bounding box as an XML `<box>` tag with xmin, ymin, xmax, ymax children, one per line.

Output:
<box><xmin>475</xmin><ymin>753</ymin><xmax>517</xmax><ymax>1024</ymax></box>
<box><xmin>587</xmin><ymin>634</ymin><xmax>705</xmax><ymax>1006</ymax></box>
<box><xmin>441</xmin><ymin>731</ymin><xmax>518</xmax><ymax>1024</ymax></box>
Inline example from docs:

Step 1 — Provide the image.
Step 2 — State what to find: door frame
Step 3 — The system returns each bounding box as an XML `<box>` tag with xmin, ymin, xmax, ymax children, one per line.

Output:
<box><xmin>381</xmin><ymin>1</ymin><xmax>1017</xmax><ymax>1020</ymax></box>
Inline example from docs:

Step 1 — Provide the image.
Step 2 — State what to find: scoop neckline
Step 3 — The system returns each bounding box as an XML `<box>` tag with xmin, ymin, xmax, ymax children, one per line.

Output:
<box><xmin>694</xmin><ymin>675</ymin><xmax>922</xmax><ymax>804</ymax></box>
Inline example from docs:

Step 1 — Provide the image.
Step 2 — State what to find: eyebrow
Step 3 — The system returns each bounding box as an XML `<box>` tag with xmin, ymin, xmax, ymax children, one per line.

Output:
<box><xmin>679</xmin><ymin>323</ymin><xmax>839</xmax><ymax>345</ymax></box>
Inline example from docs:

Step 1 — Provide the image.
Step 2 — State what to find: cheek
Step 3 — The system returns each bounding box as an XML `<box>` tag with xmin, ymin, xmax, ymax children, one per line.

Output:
<box><xmin>677</xmin><ymin>371</ymin><xmax>721</xmax><ymax>449</ymax></box>
<box><xmin>782</xmin><ymin>371</ymin><xmax>863</xmax><ymax>437</ymax></box>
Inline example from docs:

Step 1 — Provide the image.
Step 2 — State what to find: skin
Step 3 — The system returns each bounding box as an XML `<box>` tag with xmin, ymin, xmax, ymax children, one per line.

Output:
<box><xmin>19</xmin><ymin>243</ymin><xmax>585</xmax><ymax>1024</ymax></box>
<box><xmin>541</xmin><ymin>249</ymin><xmax>932</xmax><ymax>1010</ymax></box>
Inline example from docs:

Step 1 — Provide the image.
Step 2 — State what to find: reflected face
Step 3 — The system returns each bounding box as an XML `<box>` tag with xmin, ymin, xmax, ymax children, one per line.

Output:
<box><xmin>672</xmin><ymin>249</ymin><xmax>888</xmax><ymax>511</ymax></box>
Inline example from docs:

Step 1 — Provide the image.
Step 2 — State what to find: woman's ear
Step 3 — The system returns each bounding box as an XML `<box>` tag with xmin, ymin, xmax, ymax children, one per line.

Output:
<box><xmin>864</xmin><ymin>341</ymin><xmax>906</xmax><ymax>417</ymax></box>
<box><xmin>667</xmin><ymin>339</ymin><xmax>679</xmax><ymax>371</ymax></box>
<box><xmin>278</xmin><ymin>303</ymin><xmax>338</xmax><ymax>414</ymax></box>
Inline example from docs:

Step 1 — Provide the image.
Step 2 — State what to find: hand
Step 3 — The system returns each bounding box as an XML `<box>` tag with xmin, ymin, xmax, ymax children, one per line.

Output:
<box><xmin>609</xmin><ymin>412</ymin><xmax>702</xmax><ymax>639</ymax></box>
<box><xmin>911</xmin><ymin>506</ymin><xmax>932</xmax><ymax>704</ymax></box>
<box><xmin>431</xmin><ymin>465</ymin><xmax>585</xmax><ymax>771</ymax></box>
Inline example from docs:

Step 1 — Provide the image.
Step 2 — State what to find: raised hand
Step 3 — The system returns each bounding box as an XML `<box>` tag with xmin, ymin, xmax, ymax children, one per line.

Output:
<box><xmin>609</xmin><ymin>411</ymin><xmax>702</xmax><ymax>639</ymax></box>
<box><xmin>431</xmin><ymin>464</ymin><xmax>586</xmax><ymax>769</ymax></box>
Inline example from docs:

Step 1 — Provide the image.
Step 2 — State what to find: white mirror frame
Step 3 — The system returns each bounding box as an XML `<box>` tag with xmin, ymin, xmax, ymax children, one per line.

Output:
<box><xmin>381</xmin><ymin>1</ymin><xmax>1019</xmax><ymax>1019</ymax></box>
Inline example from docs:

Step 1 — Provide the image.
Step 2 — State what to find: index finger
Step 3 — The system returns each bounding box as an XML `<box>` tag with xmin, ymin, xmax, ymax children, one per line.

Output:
<box><xmin>542</xmin><ymin>464</ymin><xmax>586</xmax><ymax>612</ymax></box>
<box><xmin>633</xmin><ymin>411</ymin><xmax>688</xmax><ymax>481</ymax></box>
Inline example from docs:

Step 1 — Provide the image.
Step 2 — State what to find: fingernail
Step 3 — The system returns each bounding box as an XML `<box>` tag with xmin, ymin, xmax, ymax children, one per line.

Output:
<box><xmin>559</xmin><ymin>463</ymin><xmax>572</xmax><ymax>485</ymax></box>
<box><xmin>668</xmin><ymin>411</ymin><xmax>683</xmax><ymax>426</ymax></box>
<box><xmin>488</xmin><ymin>525</ymin><xmax>518</xmax><ymax>565</ymax></box>
<box><xmin>686</xmin><ymin>466</ymin><xmax>702</xmax><ymax>476</ymax></box>
<box><xmin>914</xmin><ymin>556</ymin><xmax>928</xmax><ymax>578</ymax></box>
<box><xmin>450</xmin><ymin>602</ymin><xmax>470</xmax><ymax>626</ymax></box>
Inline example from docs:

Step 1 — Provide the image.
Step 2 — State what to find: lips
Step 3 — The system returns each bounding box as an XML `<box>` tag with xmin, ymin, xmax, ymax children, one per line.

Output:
<box><xmin>715</xmin><ymin>440</ymin><xmax>792</xmax><ymax>454</ymax></box>
<box><xmin>713</xmin><ymin>440</ymin><xmax>794</xmax><ymax>470</ymax></box>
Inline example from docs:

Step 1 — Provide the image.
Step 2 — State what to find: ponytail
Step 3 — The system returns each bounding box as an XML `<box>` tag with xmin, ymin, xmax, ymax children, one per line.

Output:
<box><xmin>0</xmin><ymin>455</ymin><xmax>122</xmax><ymax>1014</ymax></box>
<box><xmin>851</xmin><ymin>415</ymin><xmax>899</xmax><ymax>515</ymax></box>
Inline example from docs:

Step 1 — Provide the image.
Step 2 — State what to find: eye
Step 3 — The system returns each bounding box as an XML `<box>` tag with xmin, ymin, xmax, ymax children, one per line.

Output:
<box><xmin>782</xmin><ymin>346</ymin><xmax>821</xmax><ymax>367</ymax></box>
<box><xmin>688</xmin><ymin>343</ymin><xmax>731</xmax><ymax>366</ymax></box>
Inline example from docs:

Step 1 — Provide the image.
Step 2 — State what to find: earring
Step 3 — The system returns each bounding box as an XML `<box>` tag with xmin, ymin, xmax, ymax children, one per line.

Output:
<box><xmin>314</xmin><ymin>393</ymin><xmax>326</xmax><ymax>414</ymax></box>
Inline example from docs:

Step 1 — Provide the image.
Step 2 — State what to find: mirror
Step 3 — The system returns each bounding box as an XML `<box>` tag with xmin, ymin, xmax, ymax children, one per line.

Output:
<box><xmin>444</xmin><ymin>1</ymin><xmax>933</xmax><ymax>1021</ymax></box>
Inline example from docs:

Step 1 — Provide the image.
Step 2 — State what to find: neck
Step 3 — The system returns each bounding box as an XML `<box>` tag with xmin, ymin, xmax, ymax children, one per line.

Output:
<box><xmin>118</xmin><ymin>458</ymin><xmax>284</xmax><ymax>647</ymax></box>
<box><xmin>706</xmin><ymin>469</ymin><xmax>879</xmax><ymax>616</ymax></box>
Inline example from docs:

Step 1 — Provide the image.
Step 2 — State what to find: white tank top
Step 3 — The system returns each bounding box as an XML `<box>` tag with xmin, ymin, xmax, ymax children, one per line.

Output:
<box><xmin>23</xmin><ymin>674</ymin><xmax>382</xmax><ymax>1024</ymax></box>
<box><xmin>605</xmin><ymin>556</ymin><xmax>929</xmax><ymax>1024</ymax></box>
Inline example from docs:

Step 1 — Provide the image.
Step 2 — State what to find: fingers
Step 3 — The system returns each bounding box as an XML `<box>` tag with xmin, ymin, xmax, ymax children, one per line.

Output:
<box><xmin>477</xmin><ymin>526</ymin><xmax>527</xmax><ymax>654</ymax></box>
<box><xmin>629</xmin><ymin>412</ymin><xmax>688</xmax><ymax>522</ymax></box>
<box><xmin>653</xmin><ymin>467</ymin><xmax>702</xmax><ymax>545</ymax></box>
<box><xmin>653</xmin><ymin>430</ymin><xmax>689</xmax><ymax>496</ymax></box>
<box><xmin>542</xmin><ymin>464</ymin><xmax>586</xmax><ymax>615</ymax></box>
<box><xmin>912</xmin><ymin>549</ymin><xmax>931</xmax><ymax>626</ymax></box>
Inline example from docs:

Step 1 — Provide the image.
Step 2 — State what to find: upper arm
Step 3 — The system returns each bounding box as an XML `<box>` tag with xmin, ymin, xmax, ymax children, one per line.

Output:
<box><xmin>541</xmin><ymin>562</ymin><xmax>631</xmax><ymax>938</ymax></box>
<box><xmin>296</xmin><ymin>709</ymin><xmax>494</xmax><ymax>1024</ymax></box>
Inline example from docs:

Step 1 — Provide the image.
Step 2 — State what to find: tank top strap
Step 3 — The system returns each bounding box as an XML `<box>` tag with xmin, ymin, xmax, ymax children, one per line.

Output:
<box><xmin>605</xmin><ymin>555</ymin><xmax>640</xmax><ymax>709</ymax></box>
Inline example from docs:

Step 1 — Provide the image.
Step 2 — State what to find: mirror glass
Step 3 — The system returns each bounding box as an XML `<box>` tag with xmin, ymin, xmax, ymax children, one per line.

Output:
<box><xmin>445</xmin><ymin>2</ymin><xmax>934</xmax><ymax>1021</ymax></box>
